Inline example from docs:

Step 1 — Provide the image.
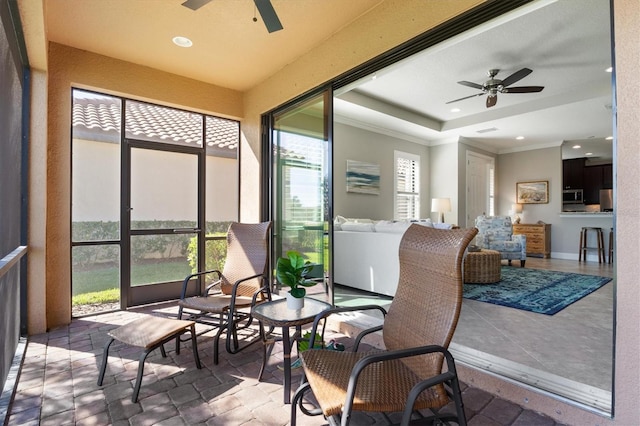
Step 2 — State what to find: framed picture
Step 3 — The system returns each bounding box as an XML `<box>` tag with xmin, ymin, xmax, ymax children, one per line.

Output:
<box><xmin>516</xmin><ymin>180</ymin><xmax>549</xmax><ymax>204</ymax></box>
<box><xmin>346</xmin><ymin>160</ymin><xmax>380</xmax><ymax>195</ymax></box>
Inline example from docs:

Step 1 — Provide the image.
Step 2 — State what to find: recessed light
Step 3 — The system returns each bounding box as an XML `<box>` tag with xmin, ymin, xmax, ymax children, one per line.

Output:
<box><xmin>572</xmin><ymin>145</ymin><xmax>581</xmax><ymax>149</ymax></box>
<box><xmin>516</xmin><ymin>136</ymin><xmax>524</xmax><ymax>140</ymax></box>
<box><xmin>585</xmin><ymin>152</ymin><xmax>593</xmax><ymax>156</ymax></box>
<box><xmin>450</xmin><ymin>108</ymin><xmax>460</xmax><ymax>113</ymax></box>
<box><xmin>173</xmin><ymin>36</ymin><xmax>193</xmax><ymax>48</ymax></box>
<box><xmin>605</xmin><ymin>67</ymin><xmax>613</xmax><ymax>73</ymax></box>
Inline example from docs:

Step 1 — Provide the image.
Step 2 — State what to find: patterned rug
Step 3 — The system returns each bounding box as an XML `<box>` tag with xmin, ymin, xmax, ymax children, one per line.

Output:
<box><xmin>463</xmin><ymin>267</ymin><xmax>612</xmax><ymax>315</ymax></box>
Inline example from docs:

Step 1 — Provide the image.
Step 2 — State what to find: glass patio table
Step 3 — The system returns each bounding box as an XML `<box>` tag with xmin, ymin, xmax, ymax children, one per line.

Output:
<box><xmin>252</xmin><ymin>297</ymin><xmax>331</xmax><ymax>404</ymax></box>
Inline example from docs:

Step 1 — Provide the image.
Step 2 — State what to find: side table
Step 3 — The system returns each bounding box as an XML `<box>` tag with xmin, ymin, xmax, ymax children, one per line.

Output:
<box><xmin>464</xmin><ymin>249</ymin><xmax>501</xmax><ymax>284</ymax></box>
<box><xmin>252</xmin><ymin>297</ymin><xmax>331</xmax><ymax>403</ymax></box>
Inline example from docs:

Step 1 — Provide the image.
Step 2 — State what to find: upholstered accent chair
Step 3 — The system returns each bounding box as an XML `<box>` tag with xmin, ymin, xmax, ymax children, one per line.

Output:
<box><xmin>475</xmin><ymin>215</ymin><xmax>527</xmax><ymax>267</ymax></box>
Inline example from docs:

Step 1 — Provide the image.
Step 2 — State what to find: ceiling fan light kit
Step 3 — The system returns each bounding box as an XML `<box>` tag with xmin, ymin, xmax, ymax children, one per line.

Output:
<box><xmin>181</xmin><ymin>0</ymin><xmax>283</xmax><ymax>33</ymax></box>
<box><xmin>447</xmin><ymin>67</ymin><xmax>544</xmax><ymax>108</ymax></box>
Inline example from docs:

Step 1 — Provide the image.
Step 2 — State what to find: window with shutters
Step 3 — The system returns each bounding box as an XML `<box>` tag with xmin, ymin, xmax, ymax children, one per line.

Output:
<box><xmin>394</xmin><ymin>151</ymin><xmax>420</xmax><ymax>220</ymax></box>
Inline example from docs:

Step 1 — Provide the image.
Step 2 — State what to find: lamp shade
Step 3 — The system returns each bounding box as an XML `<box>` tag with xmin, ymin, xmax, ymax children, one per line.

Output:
<box><xmin>431</xmin><ymin>198</ymin><xmax>451</xmax><ymax>223</ymax></box>
<box><xmin>512</xmin><ymin>203</ymin><xmax>523</xmax><ymax>214</ymax></box>
<box><xmin>431</xmin><ymin>198</ymin><xmax>452</xmax><ymax>213</ymax></box>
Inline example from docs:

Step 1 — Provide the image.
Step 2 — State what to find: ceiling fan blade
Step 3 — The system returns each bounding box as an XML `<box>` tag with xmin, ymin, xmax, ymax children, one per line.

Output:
<box><xmin>445</xmin><ymin>92</ymin><xmax>484</xmax><ymax>104</ymax></box>
<box><xmin>503</xmin><ymin>86</ymin><xmax>545</xmax><ymax>93</ymax></box>
<box><xmin>486</xmin><ymin>95</ymin><xmax>498</xmax><ymax>108</ymax></box>
<box><xmin>457</xmin><ymin>80</ymin><xmax>484</xmax><ymax>90</ymax></box>
<box><xmin>254</xmin><ymin>0</ymin><xmax>283</xmax><ymax>33</ymax></box>
<box><xmin>181</xmin><ymin>0</ymin><xmax>212</xmax><ymax>11</ymax></box>
<box><xmin>501</xmin><ymin>67</ymin><xmax>532</xmax><ymax>87</ymax></box>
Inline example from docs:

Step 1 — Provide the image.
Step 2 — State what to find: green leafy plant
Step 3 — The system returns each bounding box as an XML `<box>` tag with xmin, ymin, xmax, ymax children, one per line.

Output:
<box><xmin>276</xmin><ymin>250</ymin><xmax>318</xmax><ymax>298</ymax></box>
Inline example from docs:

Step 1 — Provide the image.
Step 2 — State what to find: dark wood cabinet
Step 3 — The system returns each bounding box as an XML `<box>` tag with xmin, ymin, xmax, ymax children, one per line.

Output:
<box><xmin>602</xmin><ymin>164</ymin><xmax>613</xmax><ymax>189</ymax></box>
<box><xmin>583</xmin><ymin>166</ymin><xmax>602</xmax><ymax>204</ymax></box>
<box><xmin>563</xmin><ymin>158</ymin><xmax>585</xmax><ymax>189</ymax></box>
<box><xmin>563</xmin><ymin>159</ymin><xmax>613</xmax><ymax>204</ymax></box>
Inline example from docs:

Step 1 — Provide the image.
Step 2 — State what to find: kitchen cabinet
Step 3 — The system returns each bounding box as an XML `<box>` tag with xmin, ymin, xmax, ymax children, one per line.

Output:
<box><xmin>583</xmin><ymin>164</ymin><xmax>614</xmax><ymax>204</ymax></box>
<box><xmin>563</xmin><ymin>159</ymin><xmax>613</xmax><ymax>204</ymax></box>
<box><xmin>563</xmin><ymin>158</ymin><xmax>585</xmax><ymax>189</ymax></box>
<box><xmin>513</xmin><ymin>223</ymin><xmax>551</xmax><ymax>258</ymax></box>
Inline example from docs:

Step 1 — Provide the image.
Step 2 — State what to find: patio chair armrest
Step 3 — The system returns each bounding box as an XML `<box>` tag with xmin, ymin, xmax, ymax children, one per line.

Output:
<box><xmin>306</xmin><ymin>305</ymin><xmax>387</xmax><ymax>349</ymax></box>
<box><xmin>180</xmin><ymin>269</ymin><xmax>222</xmax><ymax>299</ymax></box>
<box><xmin>227</xmin><ymin>273</ymin><xmax>269</xmax><ymax>310</ymax></box>
<box><xmin>344</xmin><ymin>345</ymin><xmax>456</xmax><ymax>419</ymax></box>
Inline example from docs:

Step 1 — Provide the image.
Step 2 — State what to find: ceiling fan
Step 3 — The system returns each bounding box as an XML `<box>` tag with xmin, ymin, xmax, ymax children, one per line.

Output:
<box><xmin>446</xmin><ymin>68</ymin><xmax>544</xmax><ymax>108</ymax></box>
<box><xmin>181</xmin><ymin>0</ymin><xmax>283</xmax><ymax>33</ymax></box>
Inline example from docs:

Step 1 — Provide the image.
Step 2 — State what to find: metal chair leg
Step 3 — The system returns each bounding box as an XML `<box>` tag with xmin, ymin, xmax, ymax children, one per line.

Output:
<box><xmin>97</xmin><ymin>338</ymin><xmax>114</xmax><ymax>386</ymax></box>
<box><xmin>132</xmin><ymin>349</ymin><xmax>152</xmax><ymax>403</ymax></box>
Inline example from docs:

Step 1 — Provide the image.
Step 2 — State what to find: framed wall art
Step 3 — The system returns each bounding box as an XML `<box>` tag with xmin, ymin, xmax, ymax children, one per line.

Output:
<box><xmin>516</xmin><ymin>180</ymin><xmax>549</xmax><ymax>204</ymax></box>
<box><xmin>346</xmin><ymin>160</ymin><xmax>380</xmax><ymax>195</ymax></box>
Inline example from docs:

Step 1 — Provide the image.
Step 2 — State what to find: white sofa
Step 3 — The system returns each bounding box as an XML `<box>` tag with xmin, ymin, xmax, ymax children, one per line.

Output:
<box><xmin>333</xmin><ymin>218</ymin><xmax>451</xmax><ymax>296</ymax></box>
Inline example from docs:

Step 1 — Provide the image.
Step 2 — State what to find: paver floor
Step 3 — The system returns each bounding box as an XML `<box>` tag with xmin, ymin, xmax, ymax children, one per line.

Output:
<box><xmin>6</xmin><ymin>302</ymin><xmax>563</xmax><ymax>425</ymax></box>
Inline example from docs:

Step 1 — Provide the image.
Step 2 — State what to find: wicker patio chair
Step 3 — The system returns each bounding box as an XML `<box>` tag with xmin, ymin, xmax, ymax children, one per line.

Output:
<box><xmin>291</xmin><ymin>224</ymin><xmax>477</xmax><ymax>426</ymax></box>
<box><xmin>177</xmin><ymin>221</ymin><xmax>271</xmax><ymax>364</ymax></box>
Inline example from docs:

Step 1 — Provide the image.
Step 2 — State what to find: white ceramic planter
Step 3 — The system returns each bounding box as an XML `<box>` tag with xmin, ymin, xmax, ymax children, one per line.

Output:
<box><xmin>286</xmin><ymin>292</ymin><xmax>304</xmax><ymax>310</ymax></box>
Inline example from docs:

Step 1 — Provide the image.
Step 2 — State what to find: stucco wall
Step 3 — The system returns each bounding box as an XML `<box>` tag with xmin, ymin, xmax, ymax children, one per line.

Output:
<box><xmin>611</xmin><ymin>0</ymin><xmax>640</xmax><ymax>424</ymax></box>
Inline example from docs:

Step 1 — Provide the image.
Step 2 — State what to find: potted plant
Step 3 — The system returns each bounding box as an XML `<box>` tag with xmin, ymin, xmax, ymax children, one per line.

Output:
<box><xmin>276</xmin><ymin>250</ymin><xmax>318</xmax><ymax>309</ymax></box>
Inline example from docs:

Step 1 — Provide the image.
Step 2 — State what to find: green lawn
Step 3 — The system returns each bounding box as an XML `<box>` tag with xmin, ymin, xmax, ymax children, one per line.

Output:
<box><xmin>72</xmin><ymin>260</ymin><xmax>192</xmax><ymax>301</ymax></box>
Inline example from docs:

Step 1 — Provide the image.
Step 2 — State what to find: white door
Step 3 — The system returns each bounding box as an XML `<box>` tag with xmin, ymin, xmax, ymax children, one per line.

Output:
<box><xmin>466</xmin><ymin>152</ymin><xmax>494</xmax><ymax>227</ymax></box>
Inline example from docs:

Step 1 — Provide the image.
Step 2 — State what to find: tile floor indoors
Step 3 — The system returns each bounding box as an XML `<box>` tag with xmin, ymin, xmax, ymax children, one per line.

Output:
<box><xmin>4</xmin><ymin>298</ymin><xmax>567</xmax><ymax>426</ymax></box>
<box><xmin>334</xmin><ymin>257</ymin><xmax>614</xmax><ymax>414</ymax></box>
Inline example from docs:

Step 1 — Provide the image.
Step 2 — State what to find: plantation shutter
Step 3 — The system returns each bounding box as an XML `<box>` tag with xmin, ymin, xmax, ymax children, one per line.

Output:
<box><xmin>394</xmin><ymin>152</ymin><xmax>420</xmax><ymax>220</ymax></box>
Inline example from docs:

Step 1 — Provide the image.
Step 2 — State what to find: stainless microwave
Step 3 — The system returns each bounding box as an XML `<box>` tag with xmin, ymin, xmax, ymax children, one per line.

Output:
<box><xmin>563</xmin><ymin>189</ymin><xmax>583</xmax><ymax>204</ymax></box>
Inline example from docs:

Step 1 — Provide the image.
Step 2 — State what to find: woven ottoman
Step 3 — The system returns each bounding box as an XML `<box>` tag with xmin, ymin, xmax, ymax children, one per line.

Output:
<box><xmin>464</xmin><ymin>249</ymin><xmax>501</xmax><ymax>284</ymax></box>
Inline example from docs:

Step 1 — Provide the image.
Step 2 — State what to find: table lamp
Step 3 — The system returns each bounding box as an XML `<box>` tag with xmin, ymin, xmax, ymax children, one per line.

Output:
<box><xmin>431</xmin><ymin>198</ymin><xmax>451</xmax><ymax>223</ymax></box>
<box><xmin>512</xmin><ymin>203</ymin><xmax>523</xmax><ymax>224</ymax></box>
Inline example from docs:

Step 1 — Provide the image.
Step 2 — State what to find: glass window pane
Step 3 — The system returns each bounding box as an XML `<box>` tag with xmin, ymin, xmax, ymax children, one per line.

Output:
<box><xmin>72</xmin><ymin>90</ymin><xmax>121</xmax><ymax>241</ymax></box>
<box><xmin>273</xmin><ymin>93</ymin><xmax>329</xmax><ymax>286</ymax></box>
<box><xmin>125</xmin><ymin>100</ymin><xmax>203</xmax><ymax>147</ymax></box>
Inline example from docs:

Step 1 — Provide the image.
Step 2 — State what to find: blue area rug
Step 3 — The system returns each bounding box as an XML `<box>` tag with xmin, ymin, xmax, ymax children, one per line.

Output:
<box><xmin>463</xmin><ymin>267</ymin><xmax>612</xmax><ymax>315</ymax></box>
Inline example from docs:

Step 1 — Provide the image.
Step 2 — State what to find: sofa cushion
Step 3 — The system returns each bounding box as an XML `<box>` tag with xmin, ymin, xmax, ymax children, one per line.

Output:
<box><xmin>341</xmin><ymin>222</ymin><xmax>376</xmax><ymax>232</ymax></box>
<box><xmin>374</xmin><ymin>220</ymin><xmax>411</xmax><ymax>233</ymax></box>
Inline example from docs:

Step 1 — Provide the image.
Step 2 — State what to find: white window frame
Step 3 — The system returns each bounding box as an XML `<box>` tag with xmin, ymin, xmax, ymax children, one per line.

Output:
<box><xmin>394</xmin><ymin>150</ymin><xmax>421</xmax><ymax>220</ymax></box>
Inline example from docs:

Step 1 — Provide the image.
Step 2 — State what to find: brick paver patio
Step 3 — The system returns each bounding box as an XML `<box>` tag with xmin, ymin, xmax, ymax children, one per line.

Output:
<box><xmin>5</xmin><ymin>301</ymin><xmax>563</xmax><ymax>425</ymax></box>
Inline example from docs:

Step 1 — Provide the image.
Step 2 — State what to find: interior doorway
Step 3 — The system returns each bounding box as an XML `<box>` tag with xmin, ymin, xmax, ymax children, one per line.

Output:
<box><xmin>466</xmin><ymin>152</ymin><xmax>495</xmax><ymax>227</ymax></box>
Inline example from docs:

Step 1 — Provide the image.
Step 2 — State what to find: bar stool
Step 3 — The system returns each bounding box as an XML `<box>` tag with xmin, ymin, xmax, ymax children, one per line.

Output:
<box><xmin>579</xmin><ymin>227</ymin><xmax>606</xmax><ymax>263</ymax></box>
<box><xmin>609</xmin><ymin>227</ymin><xmax>614</xmax><ymax>264</ymax></box>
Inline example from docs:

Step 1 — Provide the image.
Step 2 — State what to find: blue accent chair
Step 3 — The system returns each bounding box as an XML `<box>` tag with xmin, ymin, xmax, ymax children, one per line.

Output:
<box><xmin>475</xmin><ymin>215</ymin><xmax>527</xmax><ymax>267</ymax></box>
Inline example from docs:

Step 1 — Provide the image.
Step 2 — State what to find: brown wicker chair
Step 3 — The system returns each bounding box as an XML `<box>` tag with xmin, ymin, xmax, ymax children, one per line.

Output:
<box><xmin>291</xmin><ymin>224</ymin><xmax>477</xmax><ymax>426</ymax></box>
<box><xmin>177</xmin><ymin>221</ymin><xmax>271</xmax><ymax>364</ymax></box>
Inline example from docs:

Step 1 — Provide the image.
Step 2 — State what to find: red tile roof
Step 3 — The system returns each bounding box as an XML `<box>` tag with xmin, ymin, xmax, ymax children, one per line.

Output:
<box><xmin>72</xmin><ymin>97</ymin><xmax>238</xmax><ymax>158</ymax></box>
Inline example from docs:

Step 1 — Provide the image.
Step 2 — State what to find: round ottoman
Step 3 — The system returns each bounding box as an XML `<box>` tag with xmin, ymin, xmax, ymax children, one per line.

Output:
<box><xmin>464</xmin><ymin>249</ymin><xmax>501</xmax><ymax>284</ymax></box>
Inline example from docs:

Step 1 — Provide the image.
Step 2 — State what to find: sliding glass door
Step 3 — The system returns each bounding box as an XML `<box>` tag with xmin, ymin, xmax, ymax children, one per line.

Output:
<box><xmin>270</xmin><ymin>90</ymin><xmax>332</xmax><ymax>302</ymax></box>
